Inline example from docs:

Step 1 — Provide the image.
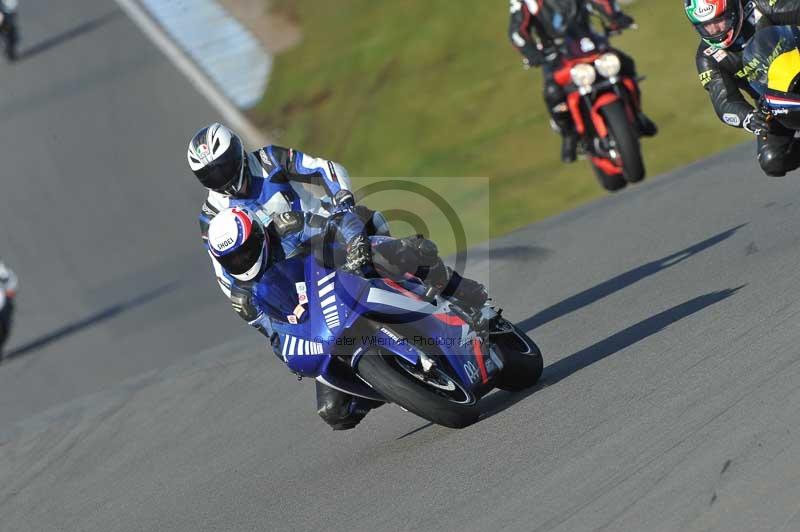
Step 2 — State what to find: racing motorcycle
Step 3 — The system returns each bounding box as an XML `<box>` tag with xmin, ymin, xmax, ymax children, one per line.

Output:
<box><xmin>552</xmin><ymin>25</ymin><xmax>648</xmax><ymax>191</ymax></box>
<box><xmin>270</xmin><ymin>237</ymin><xmax>543</xmax><ymax>429</ymax></box>
<box><xmin>0</xmin><ymin>0</ymin><xmax>19</xmax><ymax>62</ymax></box>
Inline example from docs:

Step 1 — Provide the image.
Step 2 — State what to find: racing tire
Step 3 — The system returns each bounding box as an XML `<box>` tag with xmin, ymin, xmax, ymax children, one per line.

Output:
<box><xmin>357</xmin><ymin>348</ymin><xmax>480</xmax><ymax>429</ymax></box>
<box><xmin>0</xmin><ymin>300</ymin><xmax>11</xmax><ymax>362</ymax></box>
<box><xmin>493</xmin><ymin>325</ymin><xmax>543</xmax><ymax>392</ymax></box>
<box><xmin>601</xmin><ymin>101</ymin><xmax>645</xmax><ymax>184</ymax></box>
<box><xmin>591</xmin><ymin>162</ymin><xmax>627</xmax><ymax>192</ymax></box>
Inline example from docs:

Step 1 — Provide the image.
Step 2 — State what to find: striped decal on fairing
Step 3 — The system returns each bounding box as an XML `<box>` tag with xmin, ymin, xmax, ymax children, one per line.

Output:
<box><xmin>318</xmin><ymin>272</ymin><xmax>340</xmax><ymax>329</ymax></box>
<box><xmin>281</xmin><ymin>335</ymin><xmax>324</xmax><ymax>359</ymax></box>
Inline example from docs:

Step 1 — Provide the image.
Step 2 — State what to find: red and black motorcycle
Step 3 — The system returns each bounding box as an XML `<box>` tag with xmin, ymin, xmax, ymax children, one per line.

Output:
<box><xmin>552</xmin><ymin>29</ymin><xmax>648</xmax><ymax>191</ymax></box>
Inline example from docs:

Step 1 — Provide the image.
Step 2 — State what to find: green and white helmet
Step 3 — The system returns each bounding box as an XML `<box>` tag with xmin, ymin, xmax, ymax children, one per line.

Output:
<box><xmin>684</xmin><ymin>0</ymin><xmax>744</xmax><ymax>49</ymax></box>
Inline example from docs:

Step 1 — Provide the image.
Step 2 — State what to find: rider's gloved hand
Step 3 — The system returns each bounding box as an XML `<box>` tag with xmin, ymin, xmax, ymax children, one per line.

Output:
<box><xmin>523</xmin><ymin>56</ymin><xmax>541</xmax><ymax>69</ymax></box>
<box><xmin>523</xmin><ymin>49</ymin><xmax>546</xmax><ymax>68</ymax></box>
<box><xmin>744</xmin><ymin>109</ymin><xmax>771</xmax><ymax>137</ymax></box>
<box><xmin>609</xmin><ymin>12</ymin><xmax>635</xmax><ymax>31</ymax></box>
<box><xmin>342</xmin><ymin>234</ymin><xmax>372</xmax><ymax>273</ymax></box>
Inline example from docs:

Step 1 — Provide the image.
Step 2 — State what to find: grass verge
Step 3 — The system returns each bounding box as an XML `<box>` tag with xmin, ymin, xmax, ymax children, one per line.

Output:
<box><xmin>250</xmin><ymin>0</ymin><xmax>747</xmax><ymax>251</ymax></box>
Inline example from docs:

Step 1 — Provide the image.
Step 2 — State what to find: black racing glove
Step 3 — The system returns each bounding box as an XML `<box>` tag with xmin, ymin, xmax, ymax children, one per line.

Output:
<box><xmin>230</xmin><ymin>287</ymin><xmax>261</xmax><ymax>322</ymax></box>
<box><xmin>342</xmin><ymin>234</ymin><xmax>372</xmax><ymax>273</ymax></box>
<box><xmin>523</xmin><ymin>54</ymin><xmax>544</xmax><ymax>68</ymax></box>
<box><xmin>610</xmin><ymin>13</ymin><xmax>635</xmax><ymax>31</ymax></box>
<box><xmin>743</xmin><ymin>109</ymin><xmax>771</xmax><ymax>137</ymax></box>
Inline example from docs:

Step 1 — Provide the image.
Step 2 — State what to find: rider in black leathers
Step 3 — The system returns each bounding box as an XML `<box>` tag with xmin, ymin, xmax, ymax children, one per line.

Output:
<box><xmin>0</xmin><ymin>260</ymin><xmax>18</xmax><ymax>360</ymax></box>
<box><xmin>0</xmin><ymin>0</ymin><xmax>18</xmax><ymax>61</ymax></box>
<box><xmin>508</xmin><ymin>0</ymin><xmax>657</xmax><ymax>162</ymax></box>
<box><xmin>690</xmin><ymin>0</ymin><xmax>800</xmax><ymax>177</ymax></box>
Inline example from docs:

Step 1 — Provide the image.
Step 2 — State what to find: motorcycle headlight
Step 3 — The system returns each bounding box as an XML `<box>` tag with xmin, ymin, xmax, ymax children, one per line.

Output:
<box><xmin>570</xmin><ymin>63</ymin><xmax>597</xmax><ymax>88</ymax></box>
<box><xmin>595</xmin><ymin>53</ymin><xmax>621</xmax><ymax>78</ymax></box>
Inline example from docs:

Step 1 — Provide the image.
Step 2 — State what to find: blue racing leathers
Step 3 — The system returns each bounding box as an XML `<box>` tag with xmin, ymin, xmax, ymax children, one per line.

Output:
<box><xmin>198</xmin><ymin>145</ymin><xmax>354</xmax><ymax>295</ymax></box>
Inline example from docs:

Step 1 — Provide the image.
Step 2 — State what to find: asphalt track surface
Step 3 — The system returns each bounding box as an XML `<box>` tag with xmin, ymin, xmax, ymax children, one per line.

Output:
<box><xmin>3</xmin><ymin>3</ymin><xmax>800</xmax><ymax>532</ymax></box>
<box><xmin>0</xmin><ymin>0</ymin><xmax>259</xmax><ymax>429</ymax></box>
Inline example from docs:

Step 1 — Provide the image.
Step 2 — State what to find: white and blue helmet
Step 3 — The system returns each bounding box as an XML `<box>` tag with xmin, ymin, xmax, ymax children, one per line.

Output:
<box><xmin>208</xmin><ymin>208</ymin><xmax>268</xmax><ymax>281</ymax></box>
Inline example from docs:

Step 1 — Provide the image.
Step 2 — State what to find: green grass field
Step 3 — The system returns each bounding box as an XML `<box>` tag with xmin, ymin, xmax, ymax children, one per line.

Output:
<box><xmin>251</xmin><ymin>0</ymin><xmax>747</xmax><ymax>249</ymax></box>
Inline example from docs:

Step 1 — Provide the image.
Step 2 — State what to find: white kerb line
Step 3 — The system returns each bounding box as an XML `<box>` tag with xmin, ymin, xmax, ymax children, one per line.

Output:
<box><xmin>113</xmin><ymin>0</ymin><xmax>268</xmax><ymax>148</ymax></box>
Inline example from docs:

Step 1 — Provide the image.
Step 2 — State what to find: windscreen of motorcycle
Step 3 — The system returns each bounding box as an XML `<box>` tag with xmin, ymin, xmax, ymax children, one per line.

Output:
<box><xmin>743</xmin><ymin>26</ymin><xmax>800</xmax><ymax>96</ymax></box>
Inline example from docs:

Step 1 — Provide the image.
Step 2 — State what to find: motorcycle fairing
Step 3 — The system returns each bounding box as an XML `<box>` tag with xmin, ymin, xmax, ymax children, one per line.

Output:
<box><xmin>278</xmin><ymin>254</ymin><xmax>500</xmax><ymax>395</ymax></box>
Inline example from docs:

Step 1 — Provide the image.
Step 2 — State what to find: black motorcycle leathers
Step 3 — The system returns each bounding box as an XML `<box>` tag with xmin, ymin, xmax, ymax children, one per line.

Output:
<box><xmin>508</xmin><ymin>0</ymin><xmax>652</xmax><ymax>161</ymax></box>
<box><xmin>695</xmin><ymin>0</ymin><xmax>800</xmax><ymax>176</ymax></box>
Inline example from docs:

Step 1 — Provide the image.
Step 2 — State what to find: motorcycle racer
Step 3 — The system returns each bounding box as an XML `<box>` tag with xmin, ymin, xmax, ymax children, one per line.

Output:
<box><xmin>188</xmin><ymin>123</ymin><xmax>389</xmax><ymax>299</ymax></box>
<box><xmin>0</xmin><ymin>0</ymin><xmax>19</xmax><ymax>62</ymax></box>
<box><xmin>0</xmin><ymin>260</ymin><xmax>18</xmax><ymax>359</ymax></box>
<box><xmin>205</xmin><ymin>207</ymin><xmax>488</xmax><ymax>430</ymax></box>
<box><xmin>687</xmin><ymin>0</ymin><xmax>800</xmax><ymax>177</ymax></box>
<box><xmin>188</xmin><ymin>123</ymin><xmax>395</xmax><ymax>429</ymax></box>
<box><xmin>508</xmin><ymin>0</ymin><xmax>657</xmax><ymax>162</ymax></box>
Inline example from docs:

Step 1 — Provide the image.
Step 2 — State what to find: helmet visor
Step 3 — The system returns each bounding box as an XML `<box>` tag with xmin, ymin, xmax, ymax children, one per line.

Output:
<box><xmin>696</xmin><ymin>13</ymin><xmax>736</xmax><ymax>42</ymax></box>
<box><xmin>193</xmin><ymin>136</ymin><xmax>245</xmax><ymax>194</ymax></box>
<box><xmin>216</xmin><ymin>222</ymin><xmax>266</xmax><ymax>275</ymax></box>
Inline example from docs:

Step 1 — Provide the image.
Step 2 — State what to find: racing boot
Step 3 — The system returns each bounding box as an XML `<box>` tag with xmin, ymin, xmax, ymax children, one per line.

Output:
<box><xmin>637</xmin><ymin>111</ymin><xmax>658</xmax><ymax>137</ymax></box>
<box><xmin>427</xmin><ymin>263</ymin><xmax>488</xmax><ymax>311</ymax></box>
<box><xmin>550</xmin><ymin>108</ymin><xmax>578</xmax><ymax>163</ymax></box>
<box><xmin>316</xmin><ymin>381</ymin><xmax>382</xmax><ymax>430</ymax></box>
<box><xmin>560</xmin><ymin>131</ymin><xmax>579</xmax><ymax>163</ymax></box>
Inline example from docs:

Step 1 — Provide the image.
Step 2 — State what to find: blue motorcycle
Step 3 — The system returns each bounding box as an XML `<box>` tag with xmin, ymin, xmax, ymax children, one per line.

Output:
<box><xmin>269</xmin><ymin>246</ymin><xmax>543</xmax><ymax>429</ymax></box>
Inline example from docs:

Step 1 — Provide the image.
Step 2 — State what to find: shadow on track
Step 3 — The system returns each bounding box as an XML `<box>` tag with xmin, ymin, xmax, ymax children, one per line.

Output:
<box><xmin>479</xmin><ymin>286</ymin><xmax>745</xmax><ymax>420</ymax></box>
<box><xmin>1</xmin><ymin>281</ymin><xmax>179</xmax><ymax>362</ymax></box>
<box><xmin>17</xmin><ymin>11</ymin><xmax>120</xmax><ymax>61</ymax></box>
<box><xmin>467</xmin><ymin>244</ymin><xmax>552</xmax><ymax>262</ymax></box>
<box><xmin>396</xmin><ymin>422</ymin><xmax>434</xmax><ymax>440</ymax></box>
<box><xmin>516</xmin><ymin>225</ymin><xmax>746</xmax><ymax>333</ymax></box>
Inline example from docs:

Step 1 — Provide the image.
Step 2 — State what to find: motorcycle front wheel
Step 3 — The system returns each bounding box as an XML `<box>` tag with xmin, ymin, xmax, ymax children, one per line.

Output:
<box><xmin>591</xmin><ymin>161</ymin><xmax>627</xmax><ymax>192</ymax></box>
<box><xmin>601</xmin><ymin>100</ymin><xmax>645</xmax><ymax>183</ymax></box>
<box><xmin>492</xmin><ymin>324</ymin><xmax>543</xmax><ymax>392</ymax></box>
<box><xmin>357</xmin><ymin>348</ymin><xmax>480</xmax><ymax>429</ymax></box>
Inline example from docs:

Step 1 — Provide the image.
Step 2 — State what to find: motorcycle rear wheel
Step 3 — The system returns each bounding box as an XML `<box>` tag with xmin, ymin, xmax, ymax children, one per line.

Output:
<box><xmin>357</xmin><ymin>348</ymin><xmax>480</xmax><ymax>429</ymax></box>
<box><xmin>601</xmin><ymin>101</ymin><xmax>645</xmax><ymax>183</ymax></box>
